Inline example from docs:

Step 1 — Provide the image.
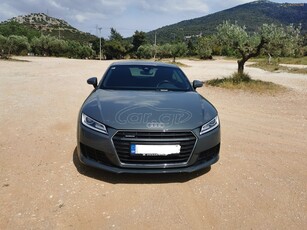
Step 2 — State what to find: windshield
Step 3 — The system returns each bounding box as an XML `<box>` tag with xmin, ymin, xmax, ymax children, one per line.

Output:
<box><xmin>101</xmin><ymin>65</ymin><xmax>193</xmax><ymax>91</ymax></box>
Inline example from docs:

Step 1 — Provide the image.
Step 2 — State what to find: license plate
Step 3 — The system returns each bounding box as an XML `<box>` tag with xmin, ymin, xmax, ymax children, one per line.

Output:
<box><xmin>131</xmin><ymin>144</ymin><xmax>181</xmax><ymax>156</ymax></box>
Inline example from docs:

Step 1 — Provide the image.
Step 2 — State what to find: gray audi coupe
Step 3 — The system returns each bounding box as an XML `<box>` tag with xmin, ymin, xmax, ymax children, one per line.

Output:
<box><xmin>77</xmin><ymin>61</ymin><xmax>220</xmax><ymax>173</ymax></box>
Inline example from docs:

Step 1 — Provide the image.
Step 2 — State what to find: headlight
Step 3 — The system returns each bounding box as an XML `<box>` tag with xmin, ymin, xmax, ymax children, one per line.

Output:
<box><xmin>81</xmin><ymin>113</ymin><xmax>108</xmax><ymax>134</ymax></box>
<box><xmin>200</xmin><ymin>116</ymin><xmax>219</xmax><ymax>135</ymax></box>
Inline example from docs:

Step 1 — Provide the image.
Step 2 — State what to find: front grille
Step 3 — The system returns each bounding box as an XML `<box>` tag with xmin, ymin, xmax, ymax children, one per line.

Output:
<box><xmin>80</xmin><ymin>143</ymin><xmax>114</xmax><ymax>166</ymax></box>
<box><xmin>112</xmin><ymin>131</ymin><xmax>196</xmax><ymax>164</ymax></box>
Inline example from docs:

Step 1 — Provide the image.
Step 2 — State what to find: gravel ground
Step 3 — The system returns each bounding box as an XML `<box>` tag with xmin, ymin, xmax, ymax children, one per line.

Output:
<box><xmin>0</xmin><ymin>57</ymin><xmax>306</xmax><ymax>229</ymax></box>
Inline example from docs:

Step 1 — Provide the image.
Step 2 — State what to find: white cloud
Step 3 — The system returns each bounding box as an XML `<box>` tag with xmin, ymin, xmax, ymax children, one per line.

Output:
<box><xmin>49</xmin><ymin>0</ymin><xmax>64</xmax><ymax>10</ymax></box>
<box><xmin>75</xmin><ymin>14</ymin><xmax>87</xmax><ymax>23</ymax></box>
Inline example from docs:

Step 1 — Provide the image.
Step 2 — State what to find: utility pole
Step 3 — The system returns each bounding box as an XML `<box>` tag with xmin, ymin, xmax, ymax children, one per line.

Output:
<box><xmin>98</xmin><ymin>27</ymin><xmax>102</xmax><ymax>60</ymax></box>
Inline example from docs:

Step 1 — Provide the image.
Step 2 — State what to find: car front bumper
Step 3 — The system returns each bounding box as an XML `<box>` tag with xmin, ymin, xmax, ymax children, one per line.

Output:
<box><xmin>77</xmin><ymin>124</ymin><xmax>220</xmax><ymax>174</ymax></box>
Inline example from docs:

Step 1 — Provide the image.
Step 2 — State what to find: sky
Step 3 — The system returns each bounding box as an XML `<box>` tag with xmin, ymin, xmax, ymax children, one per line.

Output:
<box><xmin>0</xmin><ymin>0</ymin><xmax>303</xmax><ymax>38</ymax></box>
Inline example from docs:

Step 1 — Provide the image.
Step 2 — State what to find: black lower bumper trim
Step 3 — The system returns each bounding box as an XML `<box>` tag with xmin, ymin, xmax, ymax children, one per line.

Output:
<box><xmin>78</xmin><ymin>152</ymin><xmax>219</xmax><ymax>174</ymax></box>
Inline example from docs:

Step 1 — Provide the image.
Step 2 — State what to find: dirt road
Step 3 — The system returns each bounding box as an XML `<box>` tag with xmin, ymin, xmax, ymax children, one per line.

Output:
<box><xmin>0</xmin><ymin>57</ymin><xmax>306</xmax><ymax>229</ymax></box>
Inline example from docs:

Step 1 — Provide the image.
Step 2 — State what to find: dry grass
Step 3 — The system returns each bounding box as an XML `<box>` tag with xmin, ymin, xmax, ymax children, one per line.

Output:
<box><xmin>249</xmin><ymin>62</ymin><xmax>307</xmax><ymax>74</ymax></box>
<box><xmin>249</xmin><ymin>57</ymin><xmax>307</xmax><ymax>75</ymax></box>
<box><xmin>278</xmin><ymin>56</ymin><xmax>307</xmax><ymax>65</ymax></box>
<box><xmin>206</xmin><ymin>72</ymin><xmax>286</xmax><ymax>94</ymax></box>
<box><xmin>0</xmin><ymin>55</ymin><xmax>31</xmax><ymax>62</ymax></box>
<box><xmin>165</xmin><ymin>60</ymin><xmax>190</xmax><ymax>67</ymax></box>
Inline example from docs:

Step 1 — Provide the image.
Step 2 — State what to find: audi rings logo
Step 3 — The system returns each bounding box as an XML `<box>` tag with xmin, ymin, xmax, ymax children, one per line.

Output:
<box><xmin>115</xmin><ymin>105</ymin><xmax>192</xmax><ymax>129</ymax></box>
<box><xmin>146</xmin><ymin>122</ymin><xmax>165</xmax><ymax>129</ymax></box>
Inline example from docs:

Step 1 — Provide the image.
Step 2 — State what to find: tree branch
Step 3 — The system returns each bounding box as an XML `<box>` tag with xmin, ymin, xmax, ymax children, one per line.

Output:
<box><xmin>247</xmin><ymin>37</ymin><xmax>266</xmax><ymax>59</ymax></box>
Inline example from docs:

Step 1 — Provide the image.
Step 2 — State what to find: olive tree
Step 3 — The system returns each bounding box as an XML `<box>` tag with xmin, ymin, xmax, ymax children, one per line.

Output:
<box><xmin>5</xmin><ymin>35</ymin><xmax>30</xmax><ymax>56</ymax></box>
<box><xmin>216</xmin><ymin>21</ymin><xmax>301</xmax><ymax>74</ymax></box>
<box><xmin>49</xmin><ymin>39</ymin><xmax>68</xmax><ymax>57</ymax></box>
<box><xmin>156</xmin><ymin>43</ymin><xmax>172</xmax><ymax>59</ymax></box>
<box><xmin>0</xmin><ymin>35</ymin><xmax>7</xmax><ymax>57</ymax></box>
<box><xmin>196</xmin><ymin>37</ymin><xmax>213</xmax><ymax>59</ymax></box>
<box><xmin>170</xmin><ymin>42</ymin><xmax>188</xmax><ymax>62</ymax></box>
<box><xmin>31</xmin><ymin>35</ymin><xmax>53</xmax><ymax>56</ymax></box>
<box><xmin>137</xmin><ymin>44</ymin><xmax>155</xmax><ymax>59</ymax></box>
<box><xmin>31</xmin><ymin>35</ymin><xmax>93</xmax><ymax>58</ymax></box>
<box><xmin>156</xmin><ymin>43</ymin><xmax>187</xmax><ymax>62</ymax></box>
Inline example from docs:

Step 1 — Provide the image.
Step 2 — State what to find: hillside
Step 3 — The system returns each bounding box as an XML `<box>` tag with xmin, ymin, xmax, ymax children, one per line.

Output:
<box><xmin>1</xmin><ymin>1</ymin><xmax>306</xmax><ymax>45</ymax></box>
<box><xmin>146</xmin><ymin>0</ymin><xmax>307</xmax><ymax>43</ymax></box>
<box><xmin>0</xmin><ymin>13</ymin><xmax>96</xmax><ymax>43</ymax></box>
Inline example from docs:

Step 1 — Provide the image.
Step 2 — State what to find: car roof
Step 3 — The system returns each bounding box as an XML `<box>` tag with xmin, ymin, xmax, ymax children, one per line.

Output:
<box><xmin>110</xmin><ymin>61</ymin><xmax>179</xmax><ymax>68</ymax></box>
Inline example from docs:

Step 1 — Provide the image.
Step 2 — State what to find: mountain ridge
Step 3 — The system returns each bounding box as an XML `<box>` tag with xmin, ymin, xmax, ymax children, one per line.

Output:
<box><xmin>0</xmin><ymin>1</ymin><xmax>306</xmax><ymax>44</ymax></box>
<box><xmin>9</xmin><ymin>13</ymin><xmax>72</xmax><ymax>31</ymax></box>
<box><xmin>146</xmin><ymin>0</ymin><xmax>306</xmax><ymax>43</ymax></box>
<box><xmin>1</xmin><ymin>13</ymin><xmax>96</xmax><ymax>43</ymax></box>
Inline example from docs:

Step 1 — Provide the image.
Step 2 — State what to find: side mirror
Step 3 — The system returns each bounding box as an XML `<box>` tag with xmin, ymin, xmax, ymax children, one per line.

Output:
<box><xmin>193</xmin><ymin>80</ymin><xmax>203</xmax><ymax>89</ymax></box>
<box><xmin>87</xmin><ymin>77</ymin><xmax>98</xmax><ymax>88</ymax></box>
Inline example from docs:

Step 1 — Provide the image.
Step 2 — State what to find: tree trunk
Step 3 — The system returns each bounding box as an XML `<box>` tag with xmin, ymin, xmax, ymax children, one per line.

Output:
<box><xmin>268</xmin><ymin>53</ymin><xmax>272</xmax><ymax>64</ymax></box>
<box><xmin>237</xmin><ymin>59</ymin><xmax>245</xmax><ymax>74</ymax></box>
<box><xmin>236</xmin><ymin>38</ymin><xmax>266</xmax><ymax>75</ymax></box>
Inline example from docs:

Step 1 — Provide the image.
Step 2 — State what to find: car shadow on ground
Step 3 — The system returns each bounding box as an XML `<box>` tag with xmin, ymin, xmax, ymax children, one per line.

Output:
<box><xmin>72</xmin><ymin>147</ymin><xmax>211</xmax><ymax>184</ymax></box>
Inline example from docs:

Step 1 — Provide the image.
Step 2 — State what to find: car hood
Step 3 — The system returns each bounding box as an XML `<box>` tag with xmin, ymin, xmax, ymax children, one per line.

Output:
<box><xmin>81</xmin><ymin>90</ymin><xmax>217</xmax><ymax>130</ymax></box>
